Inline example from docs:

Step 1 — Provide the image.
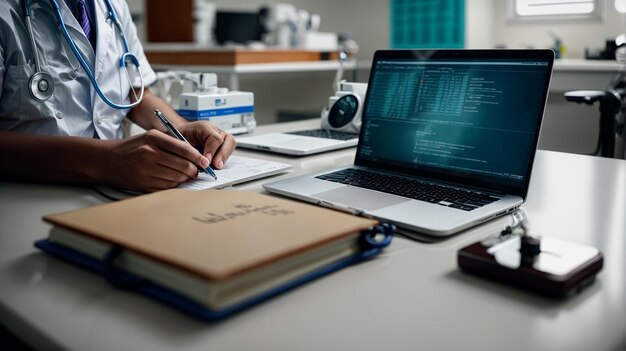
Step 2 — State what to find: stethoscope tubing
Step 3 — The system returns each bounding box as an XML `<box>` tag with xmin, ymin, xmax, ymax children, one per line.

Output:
<box><xmin>24</xmin><ymin>0</ymin><xmax>145</xmax><ymax>109</ymax></box>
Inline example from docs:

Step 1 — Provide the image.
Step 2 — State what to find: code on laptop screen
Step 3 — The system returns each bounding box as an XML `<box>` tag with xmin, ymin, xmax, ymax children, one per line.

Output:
<box><xmin>357</xmin><ymin>56</ymin><xmax>551</xmax><ymax>191</ymax></box>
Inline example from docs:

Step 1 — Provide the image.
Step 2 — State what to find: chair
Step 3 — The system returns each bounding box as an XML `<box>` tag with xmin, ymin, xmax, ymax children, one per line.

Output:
<box><xmin>564</xmin><ymin>74</ymin><xmax>626</xmax><ymax>159</ymax></box>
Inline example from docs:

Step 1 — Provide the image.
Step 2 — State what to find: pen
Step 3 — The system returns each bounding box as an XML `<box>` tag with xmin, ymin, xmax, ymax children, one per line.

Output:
<box><xmin>154</xmin><ymin>109</ymin><xmax>218</xmax><ymax>180</ymax></box>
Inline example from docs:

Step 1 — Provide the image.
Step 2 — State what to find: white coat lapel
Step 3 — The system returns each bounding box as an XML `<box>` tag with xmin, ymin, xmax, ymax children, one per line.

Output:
<box><xmin>93</xmin><ymin>0</ymin><xmax>114</xmax><ymax>82</ymax></box>
<box><xmin>58</xmin><ymin>0</ymin><xmax>95</xmax><ymax>65</ymax></box>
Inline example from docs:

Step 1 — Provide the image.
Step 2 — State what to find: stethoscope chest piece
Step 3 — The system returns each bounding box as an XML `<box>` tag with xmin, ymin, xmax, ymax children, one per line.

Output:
<box><xmin>23</xmin><ymin>0</ymin><xmax>145</xmax><ymax>108</ymax></box>
<box><xmin>28</xmin><ymin>71</ymin><xmax>55</xmax><ymax>101</ymax></box>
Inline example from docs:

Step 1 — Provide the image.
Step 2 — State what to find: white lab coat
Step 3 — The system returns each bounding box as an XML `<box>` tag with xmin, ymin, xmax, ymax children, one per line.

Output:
<box><xmin>0</xmin><ymin>0</ymin><xmax>156</xmax><ymax>139</ymax></box>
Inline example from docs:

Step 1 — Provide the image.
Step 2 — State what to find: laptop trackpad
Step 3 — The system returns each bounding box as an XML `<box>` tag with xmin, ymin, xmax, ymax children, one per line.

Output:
<box><xmin>314</xmin><ymin>186</ymin><xmax>409</xmax><ymax>211</ymax></box>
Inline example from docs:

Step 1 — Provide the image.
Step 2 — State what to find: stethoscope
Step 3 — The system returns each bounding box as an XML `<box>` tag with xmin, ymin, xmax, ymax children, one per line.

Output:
<box><xmin>23</xmin><ymin>0</ymin><xmax>144</xmax><ymax>109</ymax></box>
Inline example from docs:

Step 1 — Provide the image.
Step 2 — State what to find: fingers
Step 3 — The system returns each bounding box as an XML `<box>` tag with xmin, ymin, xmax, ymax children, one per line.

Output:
<box><xmin>154</xmin><ymin>150</ymin><xmax>199</xmax><ymax>180</ymax></box>
<box><xmin>133</xmin><ymin>140</ymin><xmax>199</xmax><ymax>192</ymax></box>
<box><xmin>191</xmin><ymin>123</ymin><xmax>236</xmax><ymax>169</ymax></box>
<box><xmin>211</xmin><ymin>131</ymin><xmax>237</xmax><ymax>169</ymax></box>
<box><xmin>201</xmin><ymin>125</ymin><xmax>226</xmax><ymax>164</ymax></box>
<box><xmin>106</xmin><ymin>133</ymin><xmax>202</xmax><ymax>193</ymax></box>
<box><xmin>134</xmin><ymin>131</ymin><xmax>205</xmax><ymax>190</ymax></box>
<box><xmin>134</xmin><ymin>122</ymin><xmax>237</xmax><ymax>191</ymax></box>
<box><xmin>143</xmin><ymin>165</ymin><xmax>195</xmax><ymax>192</ymax></box>
<box><xmin>176</xmin><ymin>121</ymin><xmax>237</xmax><ymax>169</ymax></box>
<box><xmin>147</xmin><ymin>130</ymin><xmax>210</xmax><ymax>171</ymax></box>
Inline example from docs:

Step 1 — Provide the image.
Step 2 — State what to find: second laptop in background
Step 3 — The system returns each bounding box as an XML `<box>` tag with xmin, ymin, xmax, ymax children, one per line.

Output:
<box><xmin>236</xmin><ymin>81</ymin><xmax>367</xmax><ymax>155</ymax></box>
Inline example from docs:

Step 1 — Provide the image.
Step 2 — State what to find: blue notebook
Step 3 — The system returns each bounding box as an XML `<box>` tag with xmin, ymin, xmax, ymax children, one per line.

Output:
<box><xmin>35</xmin><ymin>226</ymin><xmax>393</xmax><ymax>320</ymax></box>
<box><xmin>35</xmin><ymin>189</ymin><xmax>394</xmax><ymax>321</ymax></box>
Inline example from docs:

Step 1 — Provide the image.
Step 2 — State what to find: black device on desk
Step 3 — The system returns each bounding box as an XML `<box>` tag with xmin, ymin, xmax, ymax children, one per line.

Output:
<box><xmin>585</xmin><ymin>40</ymin><xmax>619</xmax><ymax>60</ymax></box>
<box><xmin>214</xmin><ymin>11</ymin><xmax>263</xmax><ymax>44</ymax></box>
<box><xmin>457</xmin><ymin>211</ymin><xmax>603</xmax><ymax>298</ymax></box>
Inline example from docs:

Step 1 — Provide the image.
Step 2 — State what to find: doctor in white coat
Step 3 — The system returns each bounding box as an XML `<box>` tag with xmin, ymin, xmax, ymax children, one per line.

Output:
<box><xmin>0</xmin><ymin>0</ymin><xmax>236</xmax><ymax>192</ymax></box>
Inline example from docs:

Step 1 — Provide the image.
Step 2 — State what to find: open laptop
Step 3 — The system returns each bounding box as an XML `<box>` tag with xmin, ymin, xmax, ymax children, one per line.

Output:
<box><xmin>236</xmin><ymin>128</ymin><xmax>359</xmax><ymax>156</ymax></box>
<box><xmin>263</xmin><ymin>49</ymin><xmax>554</xmax><ymax>236</ymax></box>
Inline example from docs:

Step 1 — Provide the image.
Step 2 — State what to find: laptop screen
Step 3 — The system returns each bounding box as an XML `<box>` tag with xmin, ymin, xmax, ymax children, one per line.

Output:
<box><xmin>355</xmin><ymin>50</ymin><xmax>554</xmax><ymax>197</ymax></box>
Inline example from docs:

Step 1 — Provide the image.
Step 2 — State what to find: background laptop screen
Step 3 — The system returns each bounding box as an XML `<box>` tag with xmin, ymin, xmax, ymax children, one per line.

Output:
<box><xmin>356</xmin><ymin>50</ymin><xmax>553</xmax><ymax>196</ymax></box>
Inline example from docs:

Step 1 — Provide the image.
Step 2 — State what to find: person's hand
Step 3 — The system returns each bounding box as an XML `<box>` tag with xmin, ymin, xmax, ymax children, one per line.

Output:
<box><xmin>103</xmin><ymin>130</ymin><xmax>212</xmax><ymax>192</ymax></box>
<box><xmin>177</xmin><ymin>121</ymin><xmax>237</xmax><ymax>169</ymax></box>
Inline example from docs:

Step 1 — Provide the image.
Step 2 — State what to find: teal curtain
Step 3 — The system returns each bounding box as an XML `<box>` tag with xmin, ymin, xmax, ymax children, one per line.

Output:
<box><xmin>391</xmin><ymin>0</ymin><xmax>465</xmax><ymax>49</ymax></box>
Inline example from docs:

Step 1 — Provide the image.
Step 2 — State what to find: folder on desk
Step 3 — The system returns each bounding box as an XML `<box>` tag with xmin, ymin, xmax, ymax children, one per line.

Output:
<box><xmin>35</xmin><ymin>189</ymin><xmax>394</xmax><ymax>320</ymax></box>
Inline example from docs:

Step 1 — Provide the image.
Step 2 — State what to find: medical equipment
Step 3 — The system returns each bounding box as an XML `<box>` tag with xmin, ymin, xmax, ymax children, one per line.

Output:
<box><xmin>153</xmin><ymin>70</ymin><xmax>209</xmax><ymax>109</ymax></box>
<box><xmin>259</xmin><ymin>4</ymin><xmax>298</xmax><ymax>48</ymax></box>
<box><xmin>214</xmin><ymin>10</ymin><xmax>262</xmax><ymax>45</ymax></box>
<box><xmin>176</xmin><ymin>73</ymin><xmax>256</xmax><ymax>135</ymax></box>
<box><xmin>23</xmin><ymin>0</ymin><xmax>145</xmax><ymax>109</ymax></box>
<box><xmin>320</xmin><ymin>80</ymin><xmax>367</xmax><ymax>134</ymax></box>
<box><xmin>258</xmin><ymin>4</ymin><xmax>333</xmax><ymax>50</ymax></box>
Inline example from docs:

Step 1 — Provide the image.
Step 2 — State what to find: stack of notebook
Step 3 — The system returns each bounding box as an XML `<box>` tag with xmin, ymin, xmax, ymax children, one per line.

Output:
<box><xmin>36</xmin><ymin>189</ymin><xmax>393</xmax><ymax>320</ymax></box>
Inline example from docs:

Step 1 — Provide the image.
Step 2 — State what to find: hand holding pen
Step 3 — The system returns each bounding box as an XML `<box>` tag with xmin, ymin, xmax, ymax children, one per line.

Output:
<box><xmin>154</xmin><ymin>109</ymin><xmax>218</xmax><ymax>179</ymax></box>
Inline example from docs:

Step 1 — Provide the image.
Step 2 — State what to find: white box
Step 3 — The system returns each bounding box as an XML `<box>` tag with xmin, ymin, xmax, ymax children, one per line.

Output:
<box><xmin>178</xmin><ymin>91</ymin><xmax>256</xmax><ymax>135</ymax></box>
<box><xmin>302</xmin><ymin>32</ymin><xmax>338</xmax><ymax>51</ymax></box>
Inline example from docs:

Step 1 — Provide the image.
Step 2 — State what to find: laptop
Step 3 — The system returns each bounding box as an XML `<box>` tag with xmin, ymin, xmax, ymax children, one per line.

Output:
<box><xmin>263</xmin><ymin>49</ymin><xmax>554</xmax><ymax>236</ymax></box>
<box><xmin>236</xmin><ymin>128</ymin><xmax>359</xmax><ymax>156</ymax></box>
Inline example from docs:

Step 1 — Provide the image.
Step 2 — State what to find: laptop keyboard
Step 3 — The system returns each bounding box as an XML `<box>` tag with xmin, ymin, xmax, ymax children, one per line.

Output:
<box><xmin>286</xmin><ymin>129</ymin><xmax>358</xmax><ymax>141</ymax></box>
<box><xmin>315</xmin><ymin>168</ymin><xmax>500</xmax><ymax>211</ymax></box>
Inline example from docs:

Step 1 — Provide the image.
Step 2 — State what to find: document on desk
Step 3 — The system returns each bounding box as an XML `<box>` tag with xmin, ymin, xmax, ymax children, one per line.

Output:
<box><xmin>178</xmin><ymin>155</ymin><xmax>292</xmax><ymax>190</ymax></box>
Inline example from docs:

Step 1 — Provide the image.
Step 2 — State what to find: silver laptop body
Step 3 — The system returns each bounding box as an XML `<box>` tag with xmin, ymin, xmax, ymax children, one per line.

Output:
<box><xmin>264</xmin><ymin>49</ymin><xmax>554</xmax><ymax>236</ymax></box>
<box><xmin>236</xmin><ymin>130</ymin><xmax>358</xmax><ymax>156</ymax></box>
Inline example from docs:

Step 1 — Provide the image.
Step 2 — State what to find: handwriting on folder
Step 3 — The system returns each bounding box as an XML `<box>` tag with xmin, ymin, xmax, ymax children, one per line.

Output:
<box><xmin>178</xmin><ymin>155</ymin><xmax>292</xmax><ymax>190</ymax></box>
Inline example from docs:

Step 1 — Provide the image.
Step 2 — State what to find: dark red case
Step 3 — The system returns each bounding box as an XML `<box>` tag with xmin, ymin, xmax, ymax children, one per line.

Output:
<box><xmin>457</xmin><ymin>236</ymin><xmax>603</xmax><ymax>298</ymax></box>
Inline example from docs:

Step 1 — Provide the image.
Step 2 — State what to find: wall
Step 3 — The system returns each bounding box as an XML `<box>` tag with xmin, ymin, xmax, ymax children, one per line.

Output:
<box><xmin>487</xmin><ymin>1</ymin><xmax>625</xmax><ymax>155</ymax></box>
<box><xmin>127</xmin><ymin>0</ymin><xmax>389</xmax><ymax>62</ymax></box>
<box><xmin>465</xmin><ymin>0</ymin><xmax>497</xmax><ymax>49</ymax></box>
<box><xmin>127</xmin><ymin>0</ymin><xmax>626</xmax><ymax>59</ymax></box>
<box><xmin>491</xmin><ymin>1</ymin><xmax>626</xmax><ymax>58</ymax></box>
<box><xmin>126</xmin><ymin>0</ymin><xmax>623</xmax><ymax>155</ymax></box>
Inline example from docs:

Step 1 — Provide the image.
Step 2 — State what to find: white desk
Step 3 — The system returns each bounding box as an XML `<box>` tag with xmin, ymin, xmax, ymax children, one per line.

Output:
<box><xmin>1</xmin><ymin>119</ymin><xmax>625</xmax><ymax>350</ymax></box>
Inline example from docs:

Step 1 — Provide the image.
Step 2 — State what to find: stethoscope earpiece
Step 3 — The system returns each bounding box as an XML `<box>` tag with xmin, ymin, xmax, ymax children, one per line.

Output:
<box><xmin>28</xmin><ymin>71</ymin><xmax>55</xmax><ymax>102</ymax></box>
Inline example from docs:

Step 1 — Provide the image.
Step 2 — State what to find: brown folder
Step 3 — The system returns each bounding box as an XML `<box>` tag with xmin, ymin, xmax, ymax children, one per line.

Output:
<box><xmin>43</xmin><ymin>189</ymin><xmax>379</xmax><ymax>281</ymax></box>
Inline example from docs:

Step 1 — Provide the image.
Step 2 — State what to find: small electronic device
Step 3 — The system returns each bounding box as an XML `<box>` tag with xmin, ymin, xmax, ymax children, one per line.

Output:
<box><xmin>214</xmin><ymin>11</ymin><xmax>263</xmax><ymax>45</ymax></box>
<box><xmin>176</xmin><ymin>74</ymin><xmax>256</xmax><ymax>135</ymax></box>
<box><xmin>236</xmin><ymin>81</ymin><xmax>365</xmax><ymax>155</ymax></box>
<box><xmin>236</xmin><ymin>127</ymin><xmax>359</xmax><ymax>156</ymax></box>
<box><xmin>320</xmin><ymin>80</ymin><xmax>368</xmax><ymax>134</ymax></box>
<box><xmin>457</xmin><ymin>211</ymin><xmax>603</xmax><ymax>298</ymax></box>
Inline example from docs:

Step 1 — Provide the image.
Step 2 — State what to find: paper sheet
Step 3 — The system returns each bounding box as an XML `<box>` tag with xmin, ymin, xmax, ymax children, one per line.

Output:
<box><xmin>178</xmin><ymin>155</ymin><xmax>292</xmax><ymax>190</ymax></box>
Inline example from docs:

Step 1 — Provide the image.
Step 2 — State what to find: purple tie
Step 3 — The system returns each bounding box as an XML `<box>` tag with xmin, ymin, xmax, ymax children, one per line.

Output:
<box><xmin>73</xmin><ymin>0</ymin><xmax>96</xmax><ymax>51</ymax></box>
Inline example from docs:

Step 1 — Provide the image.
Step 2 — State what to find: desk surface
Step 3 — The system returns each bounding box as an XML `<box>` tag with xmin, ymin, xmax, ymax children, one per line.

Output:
<box><xmin>1</xmin><ymin>119</ymin><xmax>625</xmax><ymax>351</ymax></box>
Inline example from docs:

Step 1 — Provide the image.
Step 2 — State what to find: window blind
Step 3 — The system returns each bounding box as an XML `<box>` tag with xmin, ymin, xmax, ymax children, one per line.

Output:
<box><xmin>515</xmin><ymin>0</ymin><xmax>596</xmax><ymax>16</ymax></box>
